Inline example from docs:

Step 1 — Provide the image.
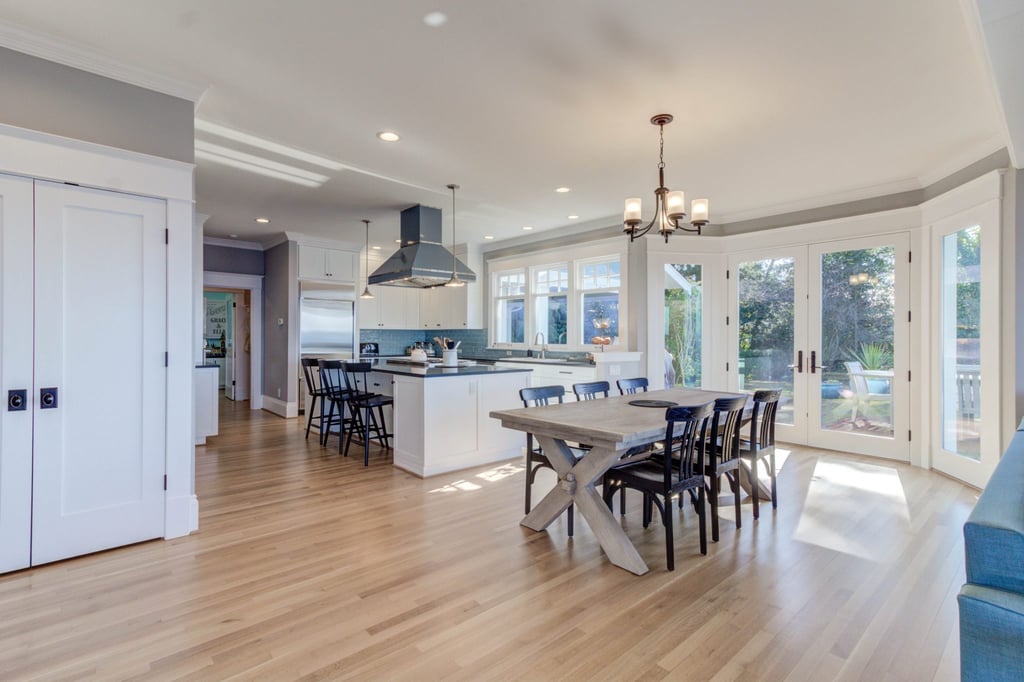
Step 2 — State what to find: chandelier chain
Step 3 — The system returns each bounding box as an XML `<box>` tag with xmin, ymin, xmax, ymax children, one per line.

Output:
<box><xmin>658</xmin><ymin>123</ymin><xmax>665</xmax><ymax>171</ymax></box>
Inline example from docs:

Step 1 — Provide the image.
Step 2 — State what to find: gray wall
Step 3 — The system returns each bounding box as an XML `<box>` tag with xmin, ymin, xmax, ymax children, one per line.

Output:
<box><xmin>204</xmin><ymin>244</ymin><xmax>265</xmax><ymax>276</ymax></box>
<box><xmin>0</xmin><ymin>46</ymin><xmax>194</xmax><ymax>163</ymax></box>
<box><xmin>263</xmin><ymin>242</ymin><xmax>296</xmax><ymax>405</ymax></box>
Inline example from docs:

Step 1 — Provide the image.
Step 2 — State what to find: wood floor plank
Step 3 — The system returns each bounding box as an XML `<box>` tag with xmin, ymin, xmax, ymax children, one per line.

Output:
<box><xmin>0</xmin><ymin>400</ymin><xmax>973</xmax><ymax>680</ymax></box>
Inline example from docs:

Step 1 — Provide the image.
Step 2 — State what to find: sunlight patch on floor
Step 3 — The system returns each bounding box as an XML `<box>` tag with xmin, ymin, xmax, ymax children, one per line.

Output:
<box><xmin>428</xmin><ymin>462</ymin><xmax>524</xmax><ymax>493</ymax></box>
<box><xmin>794</xmin><ymin>458</ymin><xmax>909</xmax><ymax>561</ymax></box>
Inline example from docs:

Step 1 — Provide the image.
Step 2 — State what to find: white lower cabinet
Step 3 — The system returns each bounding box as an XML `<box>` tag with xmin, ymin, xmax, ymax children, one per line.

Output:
<box><xmin>495</xmin><ymin>362</ymin><xmax>598</xmax><ymax>400</ymax></box>
<box><xmin>0</xmin><ymin>175</ymin><xmax>167</xmax><ymax>573</ymax></box>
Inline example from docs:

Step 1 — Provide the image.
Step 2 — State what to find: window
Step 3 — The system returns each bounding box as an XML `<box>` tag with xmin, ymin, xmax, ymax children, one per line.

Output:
<box><xmin>579</xmin><ymin>258</ymin><xmax>620</xmax><ymax>346</ymax></box>
<box><xmin>489</xmin><ymin>249</ymin><xmax>623</xmax><ymax>350</ymax></box>
<box><xmin>532</xmin><ymin>264</ymin><xmax>569</xmax><ymax>345</ymax></box>
<box><xmin>493</xmin><ymin>270</ymin><xmax>526</xmax><ymax>344</ymax></box>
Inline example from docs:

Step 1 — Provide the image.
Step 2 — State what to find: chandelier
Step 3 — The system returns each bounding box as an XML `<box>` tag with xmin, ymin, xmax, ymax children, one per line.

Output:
<box><xmin>624</xmin><ymin>114</ymin><xmax>709</xmax><ymax>242</ymax></box>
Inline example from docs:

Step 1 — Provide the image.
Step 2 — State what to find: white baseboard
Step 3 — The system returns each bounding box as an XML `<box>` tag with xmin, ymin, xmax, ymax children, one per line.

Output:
<box><xmin>262</xmin><ymin>394</ymin><xmax>298</xmax><ymax>418</ymax></box>
<box><xmin>165</xmin><ymin>493</ymin><xmax>199</xmax><ymax>538</ymax></box>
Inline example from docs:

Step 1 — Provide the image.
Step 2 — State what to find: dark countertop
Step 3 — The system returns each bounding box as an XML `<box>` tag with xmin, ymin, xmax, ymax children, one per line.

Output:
<box><xmin>365</xmin><ymin>359</ymin><xmax>532</xmax><ymax>378</ymax></box>
<box><xmin>195</xmin><ymin>364</ymin><xmax>220</xmax><ymax>369</ymax></box>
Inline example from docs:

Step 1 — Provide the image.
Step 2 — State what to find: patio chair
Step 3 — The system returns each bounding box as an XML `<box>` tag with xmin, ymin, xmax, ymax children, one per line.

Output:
<box><xmin>844</xmin><ymin>361</ymin><xmax>892</xmax><ymax>423</ymax></box>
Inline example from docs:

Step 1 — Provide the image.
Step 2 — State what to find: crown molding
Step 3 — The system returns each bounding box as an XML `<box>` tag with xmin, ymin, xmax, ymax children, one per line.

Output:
<box><xmin>916</xmin><ymin>138</ymin><xmax>1006</xmax><ymax>188</ymax></box>
<box><xmin>203</xmin><ymin>236</ymin><xmax>264</xmax><ymax>251</ymax></box>
<box><xmin>0</xmin><ymin>21</ymin><xmax>208</xmax><ymax>104</ymax></box>
<box><xmin>714</xmin><ymin>175</ymin><xmax>923</xmax><ymax>225</ymax></box>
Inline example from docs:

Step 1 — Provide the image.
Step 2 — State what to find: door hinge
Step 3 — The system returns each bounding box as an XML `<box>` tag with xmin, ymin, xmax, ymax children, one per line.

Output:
<box><xmin>726</xmin><ymin>269</ymin><xmax>730</xmax><ymax>280</ymax></box>
<box><xmin>164</xmin><ymin>352</ymin><xmax>169</xmax><ymax>367</ymax></box>
<box><xmin>908</xmin><ymin>370</ymin><xmax>911</xmax><ymax>381</ymax></box>
<box><xmin>726</xmin><ymin>361</ymin><xmax>730</xmax><ymax>372</ymax></box>
<box><xmin>908</xmin><ymin>430</ymin><xmax>912</xmax><ymax>442</ymax></box>
<box><xmin>163</xmin><ymin>475</ymin><xmax>168</xmax><ymax>490</ymax></box>
<box><xmin>165</xmin><ymin>229</ymin><xmax>169</xmax><ymax>244</ymax></box>
<box><xmin>908</xmin><ymin>311</ymin><xmax>911</xmax><ymax>323</ymax></box>
<box><xmin>726</xmin><ymin>315</ymin><xmax>730</xmax><ymax>325</ymax></box>
<box><xmin>908</xmin><ymin>251</ymin><xmax>912</xmax><ymax>263</ymax></box>
<box><xmin>232</xmin><ymin>302</ymin><xmax>236</xmax><ymax>308</ymax></box>
<box><xmin>232</xmin><ymin>380</ymin><xmax>236</xmax><ymax>386</ymax></box>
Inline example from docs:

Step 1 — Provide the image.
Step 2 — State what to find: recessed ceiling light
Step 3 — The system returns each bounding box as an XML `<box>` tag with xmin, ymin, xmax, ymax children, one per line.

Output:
<box><xmin>377</xmin><ymin>131</ymin><xmax>400</xmax><ymax>142</ymax></box>
<box><xmin>484</xmin><ymin>235</ymin><xmax>495</xmax><ymax>240</ymax></box>
<box><xmin>371</xmin><ymin>245</ymin><xmax>382</xmax><ymax>250</ymax></box>
<box><xmin>255</xmin><ymin>217</ymin><xmax>270</xmax><ymax>224</ymax></box>
<box><xmin>423</xmin><ymin>11</ymin><xmax>448</xmax><ymax>27</ymax></box>
<box><xmin>568</xmin><ymin>215</ymin><xmax>580</xmax><ymax>219</ymax></box>
<box><xmin>555</xmin><ymin>187</ymin><xmax>571</xmax><ymax>193</ymax></box>
<box><xmin>522</xmin><ymin>226</ymin><xmax>533</xmax><ymax>231</ymax></box>
<box><xmin>395</xmin><ymin>239</ymin><xmax>402</xmax><ymax>243</ymax></box>
<box><xmin>229</xmin><ymin>234</ymin><xmax>239</xmax><ymax>238</ymax></box>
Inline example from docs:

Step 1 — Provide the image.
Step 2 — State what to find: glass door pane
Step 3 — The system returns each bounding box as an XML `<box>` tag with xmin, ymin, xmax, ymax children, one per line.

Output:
<box><xmin>940</xmin><ymin>226</ymin><xmax>981</xmax><ymax>459</ymax></box>
<box><xmin>737</xmin><ymin>257</ymin><xmax>796</xmax><ymax>426</ymax></box>
<box><xmin>818</xmin><ymin>246</ymin><xmax>895</xmax><ymax>438</ymax></box>
<box><xmin>663</xmin><ymin>264</ymin><xmax>702</xmax><ymax>387</ymax></box>
<box><xmin>808</xmin><ymin>234</ymin><xmax>908</xmax><ymax>460</ymax></box>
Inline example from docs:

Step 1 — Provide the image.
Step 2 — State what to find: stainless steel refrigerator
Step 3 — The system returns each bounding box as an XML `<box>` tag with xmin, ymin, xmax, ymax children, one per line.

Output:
<box><xmin>299</xmin><ymin>283</ymin><xmax>355</xmax><ymax>357</ymax></box>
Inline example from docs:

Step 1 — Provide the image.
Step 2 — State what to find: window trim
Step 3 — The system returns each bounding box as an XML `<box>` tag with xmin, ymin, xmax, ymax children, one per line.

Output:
<box><xmin>487</xmin><ymin>242</ymin><xmax>626</xmax><ymax>351</ymax></box>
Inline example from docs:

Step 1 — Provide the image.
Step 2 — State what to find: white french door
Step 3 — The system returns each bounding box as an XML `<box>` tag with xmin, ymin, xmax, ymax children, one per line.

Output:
<box><xmin>728</xmin><ymin>233</ymin><xmax>911</xmax><ymax>459</ymax></box>
<box><xmin>929</xmin><ymin>203</ymin><xmax>1000</xmax><ymax>488</ymax></box>
<box><xmin>0</xmin><ymin>174</ymin><xmax>34</xmax><ymax>573</ymax></box>
<box><xmin>0</xmin><ymin>180</ymin><xmax>168</xmax><ymax>569</ymax></box>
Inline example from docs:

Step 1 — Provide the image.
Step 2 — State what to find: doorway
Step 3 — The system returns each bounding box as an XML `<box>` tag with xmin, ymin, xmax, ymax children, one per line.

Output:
<box><xmin>727</xmin><ymin>233</ymin><xmax>911</xmax><ymax>459</ymax></box>
<box><xmin>203</xmin><ymin>272</ymin><xmax>264</xmax><ymax>410</ymax></box>
<box><xmin>203</xmin><ymin>288</ymin><xmax>252</xmax><ymax>401</ymax></box>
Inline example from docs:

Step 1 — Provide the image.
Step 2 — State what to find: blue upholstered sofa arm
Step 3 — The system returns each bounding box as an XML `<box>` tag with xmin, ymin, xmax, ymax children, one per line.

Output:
<box><xmin>958</xmin><ymin>420</ymin><xmax>1024</xmax><ymax>680</ymax></box>
<box><xmin>958</xmin><ymin>585</ymin><xmax>1024</xmax><ymax>682</ymax></box>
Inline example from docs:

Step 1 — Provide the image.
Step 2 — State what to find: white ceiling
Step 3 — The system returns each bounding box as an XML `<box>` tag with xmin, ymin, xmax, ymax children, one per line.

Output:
<box><xmin>0</xmin><ymin>0</ymin><xmax>1008</xmax><ymax>248</ymax></box>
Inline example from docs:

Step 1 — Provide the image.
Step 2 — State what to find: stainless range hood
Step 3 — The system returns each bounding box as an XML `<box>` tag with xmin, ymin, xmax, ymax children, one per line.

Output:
<box><xmin>368</xmin><ymin>204</ymin><xmax>476</xmax><ymax>288</ymax></box>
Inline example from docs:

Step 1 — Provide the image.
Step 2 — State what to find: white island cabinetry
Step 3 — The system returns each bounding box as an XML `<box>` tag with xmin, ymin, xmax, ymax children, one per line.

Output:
<box><xmin>385</xmin><ymin>367</ymin><xmax>529</xmax><ymax>477</ymax></box>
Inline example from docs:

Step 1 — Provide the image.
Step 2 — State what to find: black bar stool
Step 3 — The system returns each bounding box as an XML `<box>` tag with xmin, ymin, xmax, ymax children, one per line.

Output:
<box><xmin>342</xmin><ymin>362</ymin><xmax>394</xmax><ymax>465</ymax></box>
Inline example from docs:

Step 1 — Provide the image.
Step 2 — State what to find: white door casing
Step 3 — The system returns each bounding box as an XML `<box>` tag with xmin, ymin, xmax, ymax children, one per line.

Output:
<box><xmin>31</xmin><ymin>181</ymin><xmax>167</xmax><ymax>565</ymax></box>
<box><xmin>0</xmin><ymin>173</ymin><xmax>34</xmax><ymax>573</ymax></box>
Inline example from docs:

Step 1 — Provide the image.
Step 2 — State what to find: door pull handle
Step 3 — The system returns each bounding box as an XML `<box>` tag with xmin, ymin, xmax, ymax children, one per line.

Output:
<box><xmin>7</xmin><ymin>389</ymin><xmax>27</xmax><ymax>411</ymax></box>
<box><xmin>40</xmin><ymin>387</ymin><xmax>59</xmax><ymax>409</ymax></box>
<box><xmin>787</xmin><ymin>350</ymin><xmax>804</xmax><ymax>373</ymax></box>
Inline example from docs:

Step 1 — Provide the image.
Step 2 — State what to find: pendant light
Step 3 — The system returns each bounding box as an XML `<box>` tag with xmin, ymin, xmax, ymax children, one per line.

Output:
<box><xmin>444</xmin><ymin>183</ymin><xmax>466</xmax><ymax>288</ymax></box>
<box><xmin>359</xmin><ymin>219</ymin><xmax>375</xmax><ymax>299</ymax></box>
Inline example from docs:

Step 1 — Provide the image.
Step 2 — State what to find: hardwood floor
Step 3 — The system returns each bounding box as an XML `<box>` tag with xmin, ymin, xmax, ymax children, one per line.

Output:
<box><xmin>0</xmin><ymin>399</ymin><xmax>975</xmax><ymax>680</ymax></box>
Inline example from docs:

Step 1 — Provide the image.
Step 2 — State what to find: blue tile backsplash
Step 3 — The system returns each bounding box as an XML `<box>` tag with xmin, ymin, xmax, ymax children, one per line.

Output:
<box><xmin>357</xmin><ymin>327</ymin><xmax>588</xmax><ymax>361</ymax></box>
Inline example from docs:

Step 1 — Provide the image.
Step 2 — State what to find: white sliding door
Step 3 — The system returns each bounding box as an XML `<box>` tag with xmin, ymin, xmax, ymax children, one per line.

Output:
<box><xmin>0</xmin><ymin>174</ymin><xmax>34</xmax><ymax>573</ymax></box>
<box><xmin>31</xmin><ymin>182</ymin><xmax>167</xmax><ymax>565</ymax></box>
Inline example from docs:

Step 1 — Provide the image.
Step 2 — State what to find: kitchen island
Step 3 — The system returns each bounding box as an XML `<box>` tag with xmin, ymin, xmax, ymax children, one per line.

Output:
<box><xmin>365</xmin><ymin>360</ymin><xmax>531</xmax><ymax>477</ymax></box>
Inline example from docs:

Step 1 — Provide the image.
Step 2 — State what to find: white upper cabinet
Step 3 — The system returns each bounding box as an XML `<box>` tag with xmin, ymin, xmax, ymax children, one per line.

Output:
<box><xmin>298</xmin><ymin>245</ymin><xmax>356</xmax><ymax>282</ymax></box>
<box><xmin>417</xmin><ymin>246</ymin><xmax>483</xmax><ymax>329</ymax></box>
<box><xmin>359</xmin><ymin>253</ymin><xmax>420</xmax><ymax>329</ymax></box>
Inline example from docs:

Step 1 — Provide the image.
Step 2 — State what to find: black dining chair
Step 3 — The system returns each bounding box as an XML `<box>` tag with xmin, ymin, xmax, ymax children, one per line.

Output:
<box><xmin>317</xmin><ymin>359</ymin><xmax>351</xmax><ymax>449</ymax></box>
<box><xmin>342</xmin><ymin>362</ymin><xmax>393</xmax><ymax>466</ymax></box>
<box><xmin>301</xmin><ymin>358</ymin><xmax>326</xmax><ymax>441</ymax></box>
<box><xmin>740</xmin><ymin>389</ymin><xmax>782</xmax><ymax>520</ymax></box>
<box><xmin>602</xmin><ymin>401</ymin><xmax>714</xmax><ymax>569</ymax></box>
<box><xmin>520</xmin><ymin>385</ymin><xmax>583</xmax><ymax>537</ymax></box>
<box><xmin>617</xmin><ymin>377</ymin><xmax>649</xmax><ymax>395</ymax></box>
<box><xmin>703</xmin><ymin>395</ymin><xmax>749</xmax><ymax>542</ymax></box>
<box><xmin>573</xmin><ymin>380</ymin><xmax>610</xmax><ymax>401</ymax></box>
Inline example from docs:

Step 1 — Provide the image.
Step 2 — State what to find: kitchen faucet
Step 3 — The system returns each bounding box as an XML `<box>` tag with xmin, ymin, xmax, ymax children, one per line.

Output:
<box><xmin>533</xmin><ymin>331</ymin><xmax>547</xmax><ymax>359</ymax></box>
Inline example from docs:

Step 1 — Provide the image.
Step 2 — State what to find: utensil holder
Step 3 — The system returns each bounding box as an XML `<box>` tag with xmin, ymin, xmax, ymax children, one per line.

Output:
<box><xmin>442</xmin><ymin>349</ymin><xmax>458</xmax><ymax>367</ymax></box>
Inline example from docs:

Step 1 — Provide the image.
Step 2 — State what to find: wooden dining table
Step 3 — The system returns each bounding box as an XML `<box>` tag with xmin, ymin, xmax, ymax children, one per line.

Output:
<box><xmin>490</xmin><ymin>387</ymin><xmax>746</xmax><ymax>575</ymax></box>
